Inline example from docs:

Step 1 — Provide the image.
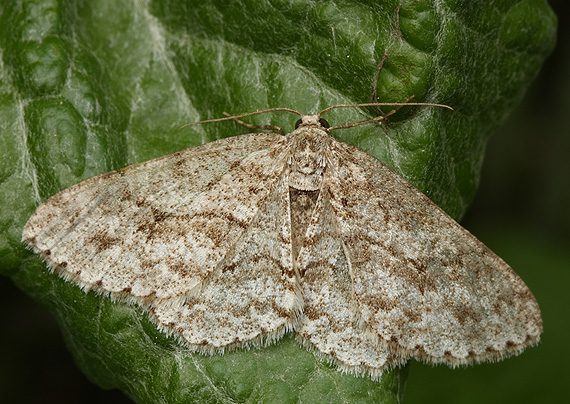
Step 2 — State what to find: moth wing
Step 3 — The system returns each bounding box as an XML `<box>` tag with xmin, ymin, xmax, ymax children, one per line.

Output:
<box><xmin>326</xmin><ymin>141</ymin><xmax>542</xmax><ymax>365</ymax></box>
<box><xmin>158</xmin><ymin>169</ymin><xmax>299</xmax><ymax>350</ymax></box>
<box><xmin>23</xmin><ymin>133</ymin><xmax>289</xmax><ymax>307</ymax></box>
<box><xmin>295</xmin><ymin>188</ymin><xmax>398</xmax><ymax>379</ymax></box>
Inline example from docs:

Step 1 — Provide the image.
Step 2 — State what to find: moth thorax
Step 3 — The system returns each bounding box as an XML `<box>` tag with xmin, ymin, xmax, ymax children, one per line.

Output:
<box><xmin>287</xmin><ymin>127</ymin><xmax>332</xmax><ymax>191</ymax></box>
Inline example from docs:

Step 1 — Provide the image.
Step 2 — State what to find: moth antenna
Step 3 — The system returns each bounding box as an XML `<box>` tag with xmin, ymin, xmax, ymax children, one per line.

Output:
<box><xmin>327</xmin><ymin>96</ymin><xmax>411</xmax><ymax>130</ymax></box>
<box><xmin>179</xmin><ymin>107</ymin><xmax>302</xmax><ymax>130</ymax></box>
<box><xmin>321</xmin><ymin>97</ymin><xmax>453</xmax><ymax>131</ymax></box>
<box><xmin>221</xmin><ymin>112</ymin><xmax>285</xmax><ymax>136</ymax></box>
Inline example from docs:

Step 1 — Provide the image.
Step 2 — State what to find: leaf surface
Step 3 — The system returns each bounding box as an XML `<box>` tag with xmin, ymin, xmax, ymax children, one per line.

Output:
<box><xmin>1</xmin><ymin>0</ymin><xmax>556</xmax><ymax>402</ymax></box>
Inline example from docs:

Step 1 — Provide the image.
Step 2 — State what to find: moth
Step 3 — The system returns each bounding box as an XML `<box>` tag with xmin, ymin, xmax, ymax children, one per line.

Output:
<box><xmin>22</xmin><ymin>102</ymin><xmax>542</xmax><ymax>379</ymax></box>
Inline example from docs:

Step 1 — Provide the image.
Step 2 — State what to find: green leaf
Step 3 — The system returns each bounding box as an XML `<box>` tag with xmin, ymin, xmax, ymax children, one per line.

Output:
<box><xmin>1</xmin><ymin>0</ymin><xmax>555</xmax><ymax>402</ymax></box>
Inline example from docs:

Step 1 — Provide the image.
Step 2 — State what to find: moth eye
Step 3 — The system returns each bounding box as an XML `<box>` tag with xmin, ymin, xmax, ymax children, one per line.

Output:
<box><xmin>319</xmin><ymin>118</ymin><xmax>330</xmax><ymax>128</ymax></box>
<box><xmin>294</xmin><ymin>119</ymin><xmax>302</xmax><ymax>129</ymax></box>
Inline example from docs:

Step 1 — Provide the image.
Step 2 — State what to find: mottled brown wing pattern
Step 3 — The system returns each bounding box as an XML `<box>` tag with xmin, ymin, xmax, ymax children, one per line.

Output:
<box><xmin>154</xmin><ymin>169</ymin><xmax>299</xmax><ymax>350</ymax></box>
<box><xmin>325</xmin><ymin>141</ymin><xmax>542</xmax><ymax>365</ymax></box>
<box><xmin>23</xmin><ymin>133</ymin><xmax>289</xmax><ymax>306</ymax></box>
<box><xmin>295</xmin><ymin>186</ymin><xmax>398</xmax><ymax>377</ymax></box>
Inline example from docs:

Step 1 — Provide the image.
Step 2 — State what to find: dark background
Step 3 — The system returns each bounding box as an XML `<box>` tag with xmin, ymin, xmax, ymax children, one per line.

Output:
<box><xmin>1</xmin><ymin>1</ymin><xmax>567</xmax><ymax>403</ymax></box>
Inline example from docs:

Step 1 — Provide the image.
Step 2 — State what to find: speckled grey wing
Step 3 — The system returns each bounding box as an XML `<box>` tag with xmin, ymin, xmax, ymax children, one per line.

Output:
<box><xmin>158</xmin><ymin>169</ymin><xmax>299</xmax><ymax>350</ymax></box>
<box><xmin>22</xmin><ymin>133</ymin><xmax>291</xmax><ymax>310</ymax></box>
<box><xmin>295</xmin><ymin>188</ymin><xmax>397</xmax><ymax>379</ymax></box>
<box><xmin>326</xmin><ymin>141</ymin><xmax>542</xmax><ymax>366</ymax></box>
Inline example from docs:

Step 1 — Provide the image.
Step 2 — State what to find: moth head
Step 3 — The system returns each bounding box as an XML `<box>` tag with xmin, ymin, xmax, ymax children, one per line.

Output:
<box><xmin>294</xmin><ymin>115</ymin><xmax>330</xmax><ymax>130</ymax></box>
<box><xmin>287</xmin><ymin>115</ymin><xmax>334</xmax><ymax>191</ymax></box>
